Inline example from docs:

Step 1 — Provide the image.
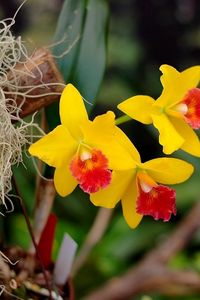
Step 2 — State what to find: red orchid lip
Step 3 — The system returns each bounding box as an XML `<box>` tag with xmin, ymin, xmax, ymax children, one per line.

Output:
<box><xmin>136</xmin><ymin>179</ymin><xmax>176</xmax><ymax>222</ymax></box>
<box><xmin>180</xmin><ymin>88</ymin><xmax>200</xmax><ymax>129</ymax></box>
<box><xmin>70</xmin><ymin>148</ymin><xmax>112</xmax><ymax>194</ymax></box>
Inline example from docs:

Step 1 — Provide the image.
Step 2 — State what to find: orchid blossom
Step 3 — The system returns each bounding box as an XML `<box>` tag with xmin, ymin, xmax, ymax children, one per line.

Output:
<box><xmin>90</xmin><ymin>128</ymin><xmax>194</xmax><ymax>228</ymax></box>
<box><xmin>118</xmin><ymin>65</ymin><xmax>200</xmax><ymax>156</ymax></box>
<box><xmin>29</xmin><ymin>84</ymin><xmax>134</xmax><ymax>196</ymax></box>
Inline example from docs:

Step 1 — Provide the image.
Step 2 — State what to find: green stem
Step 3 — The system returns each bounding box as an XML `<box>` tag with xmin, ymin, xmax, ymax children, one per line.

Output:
<box><xmin>115</xmin><ymin>115</ymin><xmax>132</xmax><ymax>126</ymax></box>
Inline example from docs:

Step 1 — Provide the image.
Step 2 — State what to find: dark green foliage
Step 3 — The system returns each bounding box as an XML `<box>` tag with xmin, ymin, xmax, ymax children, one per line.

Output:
<box><xmin>46</xmin><ymin>0</ymin><xmax>108</xmax><ymax>130</ymax></box>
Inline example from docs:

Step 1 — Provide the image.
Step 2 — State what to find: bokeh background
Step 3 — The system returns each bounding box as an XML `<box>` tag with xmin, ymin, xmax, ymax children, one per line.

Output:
<box><xmin>1</xmin><ymin>0</ymin><xmax>200</xmax><ymax>299</ymax></box>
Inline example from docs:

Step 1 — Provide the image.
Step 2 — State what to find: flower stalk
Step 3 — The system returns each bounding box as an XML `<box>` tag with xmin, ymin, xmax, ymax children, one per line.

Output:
<box><xmin>115</xmin><ymin>114</ymin><xmax>132</xmax><ymax>126</ymax></box>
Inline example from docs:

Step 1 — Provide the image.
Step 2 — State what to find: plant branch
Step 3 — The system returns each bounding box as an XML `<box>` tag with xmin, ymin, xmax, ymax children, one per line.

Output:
<box><xmin>85</xmin><ymin>201</ymin><xmax>200</xmax><ymax>299</ymax></box>
<box><xmin>29</xmin><ymin>178</ymin><xmax>56</xmax><ymax>253</ymax></box>
<box><xmin>72</xmin><ymin>208</ymin><xmax>113</xmax><ymax>276</ymax></box>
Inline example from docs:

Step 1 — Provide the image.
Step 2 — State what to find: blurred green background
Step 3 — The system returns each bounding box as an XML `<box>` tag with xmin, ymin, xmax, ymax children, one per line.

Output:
<box><xmin>1</xmin><ymin>0</ymin><xmax>200</xmax><ymax>299</ymax></box>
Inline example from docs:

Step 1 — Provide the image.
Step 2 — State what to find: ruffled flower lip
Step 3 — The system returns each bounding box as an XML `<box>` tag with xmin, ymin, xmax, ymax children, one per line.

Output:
<box><xmin>136</xmin><ymin>184</ymin><xmax>176</xmax><ymax>222</ymax></box>
<box><xmin>70</xmin><ymin>148</ymin><xmax>112</xmax><ymax>193</ymax></box>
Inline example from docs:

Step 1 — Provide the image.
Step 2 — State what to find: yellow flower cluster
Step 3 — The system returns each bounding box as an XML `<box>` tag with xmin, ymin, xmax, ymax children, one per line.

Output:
<box><xmin>29</xmin><ymin>64</ymin><xmax>200</xmax><ymax>228</ymax></box>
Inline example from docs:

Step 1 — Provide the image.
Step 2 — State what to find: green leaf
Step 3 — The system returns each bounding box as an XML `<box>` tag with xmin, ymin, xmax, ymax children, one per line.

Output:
<box><xmin>71</xmin><ymin>0</ymin><xmax>108</xmax><ymax>108</ymax></box>
<box><xmin>53</xmin><ymin>0</ymin><xmax>108</xmax><ymax>105</ymax></box>
<box><xmin>46</xmin><ymin>0</ymin><xmax>86</xmax><ymax>131</ymax></box>
<box><xmin>7</xmin><ymin>214</ymin><xmax>31</xmax><ymax>249</ymax></box>
<box><xmin>48</xmin><ymin>0</ymin><xmax>108</xmax><ymax>126</ymax></box>
<box><xmin>53</xmin><ymin>0</ymin><xmax>86</xmax><ymax>81</ymax></box>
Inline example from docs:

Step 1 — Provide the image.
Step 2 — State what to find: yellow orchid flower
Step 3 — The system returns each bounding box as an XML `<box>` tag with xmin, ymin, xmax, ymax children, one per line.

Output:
<box><xmin>90</xmin><ymin>128</ymin><xmax>194</xmax><ymax>228</ymax></box>
<box><xmin>118</xmin><ymin>65</ymin><xmax>200</xmax><ymax>156</ymax></box>
<box><xmin>29</xmin><ymin>84</ymin><xmax>135</xmax><ymax>196</ymax></box>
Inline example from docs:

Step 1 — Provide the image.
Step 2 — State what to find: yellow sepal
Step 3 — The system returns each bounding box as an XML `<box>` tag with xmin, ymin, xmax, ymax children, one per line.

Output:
<box><xmin>28</xmin><ymin>125</ymin><xmax>77</xmax><ymax>168</ymax></box>
<box><xmin>60</xmin><ymin>84</ymin><xmax>88</xmax><ymax>139</ymax></box>
<box><xmin>118</xmin><ymin>95</ymin><xmax>156</xmax><ymax>124</ymax></box>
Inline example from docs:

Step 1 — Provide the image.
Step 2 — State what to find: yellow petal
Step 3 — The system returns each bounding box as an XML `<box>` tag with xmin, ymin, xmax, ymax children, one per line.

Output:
<box><xmin>121</xmin><ymin>177</ymin><xmax>143</xmax><ymax>229</ymax></box>
<box><xmin>114</xmin><ymin>126</ymin><xmax>141</xmax><ymax>163</ymax></box>
<box><xmin>29</xmin><ymin>125</ymin><xmax>77</xmax><ymax>168</ymax></box>
<box><xmin>169</xmin><ymin>115</ymin><xmax>200</xmax><ymax>157</ymax></box>
<box><xmin>82</xmin><ymin>111</ymin><xmax>116</xmax><ymax>141</ymax></box>
<box><xmin>157</xmin><ymin>65</ymin><xmax>200</xmax><ymax>107</ymax></box>
<box><xmin>118</xmin><ymin>95</ymin><xmax>155</xmax><ymax>124</ymax></box>
<box><xmin>54</xmin><ymin>164</ymin><xmax>77</xmax><ymax>197</ymax></box>
<box><xmin>159</xmin><ymin>64</ymin><xmax>180</xmax><ymax>92</ymax></box>
<box><xmin>181</xmin><ymin>65</ymin><xmax>200</xmax><ymax>90</ymax></box>
<box><xmin>152</xmin><ymin>113</ymin><xmax>184</xmax><ymax>154</ymax></box>
<box><xmin>90</xmin><ymin>170</ymin><xmax>134</xmax><ymax>208</ymax></box>
<box><xmin>82</xmin><ymin>111</ymin><xmax>136</xmax><ymax>170</ymax></box>
<box><xmin>60</xmin><ymin>84</ymin><xmax>88</xmax><ymax>139</ymax></box>
<box><xmin>99</xmin><ymin>140</ymin><xmax>137</xmax><ymax>170</ymax></box>
<box><xmin>142</xmin><ymin>157</ymin><xmax>194</xmax><ymax>185</ymax></box>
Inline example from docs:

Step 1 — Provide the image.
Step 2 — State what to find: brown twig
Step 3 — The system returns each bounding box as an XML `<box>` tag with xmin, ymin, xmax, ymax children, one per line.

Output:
<box><xmin>85</xmin><ymin>201</ymin><xmax>200</xmax><ymax>300</ymax></box>
<box><xmin>138</xmin><ymin>268</ymin><xmax>200</xmax><ymax>296</ymax></box>
<box><xmin>68</xmin><ymin>277</ymin><xmax>75</xmax><ymax>300</ymax></box>
<box><xmin>72</xmin><ymin>208</ymin><xmax>113</xmax><ymax>276</ymax></box>
<box><xmin>0</xmin><ymin>252</ymin><xmax>11</xmax><ymax>284</ymax></box>
<box><xmin>29</xmin><ymin>178</ymin><xmax>56</xmax><ymax>253</ymax></box>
